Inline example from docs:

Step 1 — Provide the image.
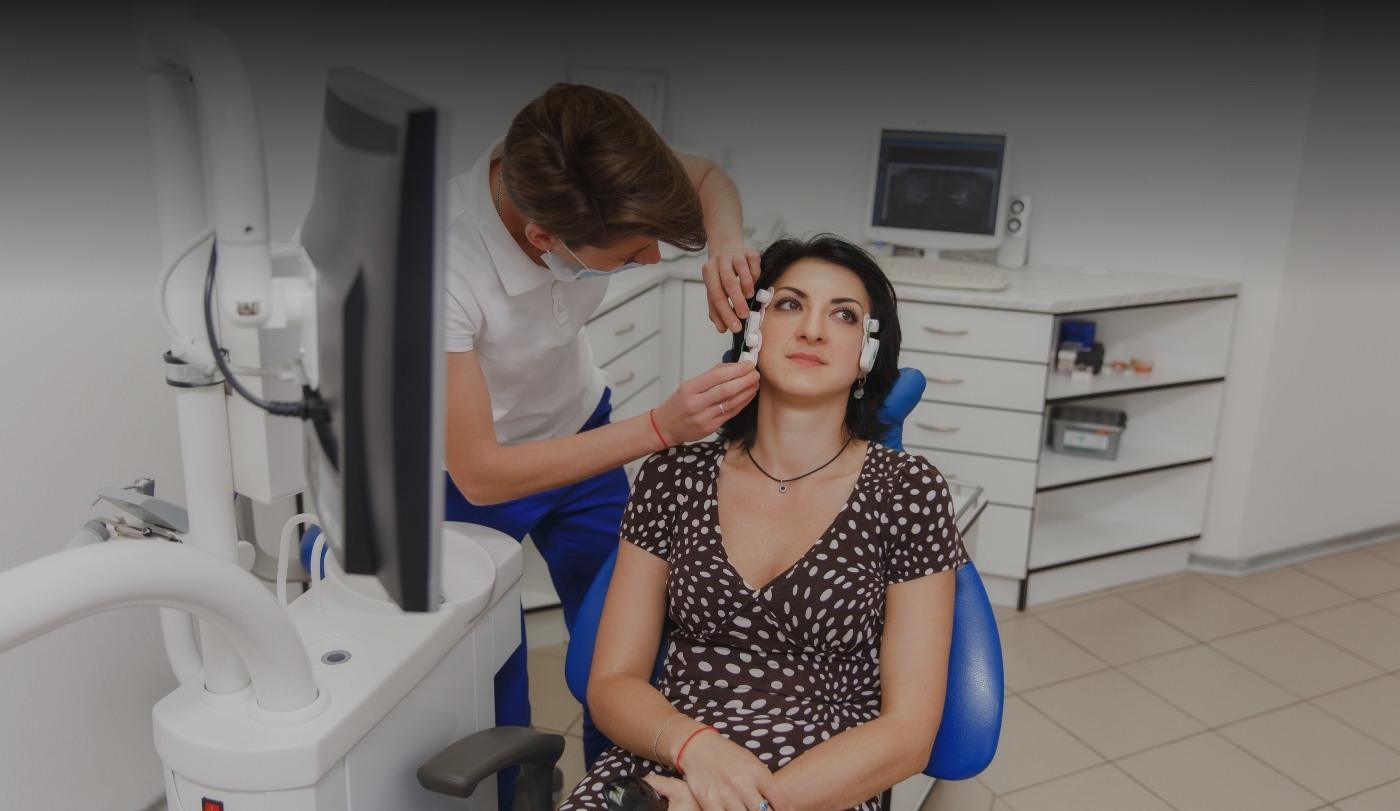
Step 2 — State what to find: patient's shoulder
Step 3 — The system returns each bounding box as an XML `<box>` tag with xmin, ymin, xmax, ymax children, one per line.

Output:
<box><xmin>632</xmin><ymin>440</ymin><xmax>724</xmax><ymax>489</ymax></box>
<box><xmin>867</xmin><ymin>443</ymin><xmax>952</xmax><ymax>492</ymax></box>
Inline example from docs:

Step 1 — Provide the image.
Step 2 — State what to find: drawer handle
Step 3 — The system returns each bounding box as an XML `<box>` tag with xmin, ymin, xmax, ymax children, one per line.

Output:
<box><xmin>923</xmin><ymin>326</ymin><xmax>970</xmax><ymax>336</ymax></box>
<box><xmin>612</xmin><ymin>370</ymin><xmax>637</xmax><ymax>386</ymax></box>
<box><xmin>916</xmin><ymin>422</ymin><xmax>961</xmax><ymax>433</ymax></box>
<box><xmin>613</xmin><ymin>322</ymin><xmax>637</xmax><ymax>336</ymax></box>
<box><xmin>925</xmin><ymin>376</ymin><xmax>965</xmax><ymax>385</ymax></box>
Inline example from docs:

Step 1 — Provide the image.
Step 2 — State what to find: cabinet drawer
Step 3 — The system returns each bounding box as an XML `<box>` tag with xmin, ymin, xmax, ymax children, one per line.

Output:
<box><xmin>901</xmin><ymin>351</ymin><xmax>1047</xmax><ymax>413</ymax></box>
<box><xmin>602</xmin><ymin>334</ymin><xmax>660</xmax><ymax>405</ymax></box>
<box><xmin>904</xmin><ymin>402</ymin><xmax>1043</xmax><ymax>461</ymax></box>
<box><xmin>969</xmin><ymin>504</ymin><xmax>1032</xmax><ymax>578</ymax></box>
<box><xmin>899</xmin><ymin>301</ymin><xmax>1053</xmax><ymax>363</ymax></box>
<box><xmin>910</xmin><ymin>449</ymin><xmax>1038</xmax><ymax>509</ymax></box>
<box><xmin>588</xmin><ymin>286</ymin><xmax>662</xmax><ymax>366</ymax></box>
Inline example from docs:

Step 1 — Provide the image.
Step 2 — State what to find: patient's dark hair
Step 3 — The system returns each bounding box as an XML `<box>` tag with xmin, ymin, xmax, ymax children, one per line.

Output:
<box><xmin>718</xmin><ymin>234</ymin><xmax>902</xmax><ymax>449</ymax></box>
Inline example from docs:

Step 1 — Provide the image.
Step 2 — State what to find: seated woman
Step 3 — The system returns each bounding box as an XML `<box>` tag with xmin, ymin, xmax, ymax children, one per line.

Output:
<box><xmin>560</xmin><ymin>235</ymin><xmax>966</xmax><ymax>811</ymax></box>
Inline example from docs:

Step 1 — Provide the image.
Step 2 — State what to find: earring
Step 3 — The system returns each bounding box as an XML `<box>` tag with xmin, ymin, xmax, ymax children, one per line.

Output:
<box><xmin>853</xmin><ymin>376</ymin><xmax>867</xmax><ymax>400</ymax></box>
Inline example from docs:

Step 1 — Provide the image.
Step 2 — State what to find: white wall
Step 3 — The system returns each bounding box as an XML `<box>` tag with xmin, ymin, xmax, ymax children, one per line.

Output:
<box><xmin>1233</xmin><ymin>13</ymin><xmax>1400</xmax><ymax>559</ymax></box>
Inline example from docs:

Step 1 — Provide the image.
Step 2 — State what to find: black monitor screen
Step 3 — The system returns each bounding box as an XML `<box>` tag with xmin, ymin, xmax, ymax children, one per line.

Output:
<box><xmin>300</xmin><ymin>68</ymin><xmax>443</xmax><ymax>612</ymax></box>
<box><xmin>872</xmin><ymin>130</ymin><xmax>1006</xmax><ymax>236</ymax></box>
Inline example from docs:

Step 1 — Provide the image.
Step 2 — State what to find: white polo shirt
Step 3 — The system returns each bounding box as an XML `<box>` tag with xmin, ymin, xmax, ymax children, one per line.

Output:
<box><xmin>444</xmin><ymin>139</ymin><xmax>609</xmax><ymax>444</ymax></box>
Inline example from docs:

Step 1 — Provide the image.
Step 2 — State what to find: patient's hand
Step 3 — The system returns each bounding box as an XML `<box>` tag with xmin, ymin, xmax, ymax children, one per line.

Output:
<box><xmin>645</xmin><ymin>774</ymin><xmax>697</xmax><ymax>811</ymax></box>
<box><xmin>703</xmin><ymin>242</ymin><xmax>761</xmax><ymax>333</ymax></box>
<box><xmin>674</xmin><ymin>731</ymin><xmax>792</xmax><ymax>811</ymax></box>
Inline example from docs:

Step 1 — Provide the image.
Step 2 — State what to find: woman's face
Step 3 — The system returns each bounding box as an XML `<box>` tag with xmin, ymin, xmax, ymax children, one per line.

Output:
<box><xmin>756</xmin><ymin>258</ymin><xmax>873</xmax><ymax>401</ymax></box>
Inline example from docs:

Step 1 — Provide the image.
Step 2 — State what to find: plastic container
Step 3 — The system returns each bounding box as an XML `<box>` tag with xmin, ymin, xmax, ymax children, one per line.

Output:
<box><xmin>1047</xmin><ymin>404</ymin><xmax>1127</xmax><ymax>460</ymax></box>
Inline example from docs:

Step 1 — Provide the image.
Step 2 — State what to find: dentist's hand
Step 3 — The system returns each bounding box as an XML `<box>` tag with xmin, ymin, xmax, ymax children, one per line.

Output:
<box><xmin>651</xmin><ymin>361</ymin><xmax>759</xmax><ymax>447</ymax></box>
<box><xmin>703</xmin><ymin>241</ymin><xmax>761</xmax><ymax>334</ymax></box>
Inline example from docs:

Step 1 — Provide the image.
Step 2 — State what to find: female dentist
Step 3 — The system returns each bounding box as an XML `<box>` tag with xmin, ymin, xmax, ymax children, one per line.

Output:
<box><xmin>441</xmin><ymin>83</ymin><xmax>761</xmax><ymax>791</ymax></box>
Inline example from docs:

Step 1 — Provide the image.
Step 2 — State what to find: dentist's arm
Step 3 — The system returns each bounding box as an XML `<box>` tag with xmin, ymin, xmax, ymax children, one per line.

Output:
<box><xmin>445</xmin><ymin>351</ymin><xmax>758</xmax><ymax>505</ymax></box>
<box><xmin>674</xmin><ymin>151</ymin><xmax>760</xmax><ymax>335</ymax></box>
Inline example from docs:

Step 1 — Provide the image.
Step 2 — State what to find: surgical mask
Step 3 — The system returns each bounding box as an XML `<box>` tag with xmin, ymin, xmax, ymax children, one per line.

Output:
<box><xmin>541</xmin><ymin>241</ymin><xmax>646</xmax><ymax>282</ymax></box>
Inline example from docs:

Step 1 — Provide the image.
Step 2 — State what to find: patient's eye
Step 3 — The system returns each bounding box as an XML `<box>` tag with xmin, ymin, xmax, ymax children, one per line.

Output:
<box><xmin>833</xmin><ymin>307</ymin><xmax>858</xmax><ymax>323</ymax></box>
<box><xmin>773</xmin><ymin>296</ymin><xmax>801</xmax><ymax>311</ymax></box>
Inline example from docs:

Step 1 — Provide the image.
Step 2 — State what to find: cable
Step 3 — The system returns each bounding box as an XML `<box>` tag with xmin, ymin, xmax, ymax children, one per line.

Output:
<box><xmin>156</xmin><ymin>226</ymin><xmax>215</xmax><ymax>353</ymax></box>
<box><xmin>202</xmin><ymin>241</ymin><xmax>328</xmax><ymax>419</ymax></box>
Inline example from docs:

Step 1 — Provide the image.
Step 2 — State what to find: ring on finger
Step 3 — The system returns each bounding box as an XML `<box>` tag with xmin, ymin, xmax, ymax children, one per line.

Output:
<box><xmin>758</xmin><ymin>800</ymin><xmax>771</xmax><ymax>811</ymax></box>
<box><xmin>718</xmin><ymin>402</ymin><xmax>726</xmax><ymax>416</ymax></box>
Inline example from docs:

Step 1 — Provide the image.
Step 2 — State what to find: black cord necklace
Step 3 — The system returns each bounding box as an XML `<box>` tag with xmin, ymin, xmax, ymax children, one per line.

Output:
<box><xmin>745</xmin><ymin>435</ymin><xmax>855</xmax><ymax>494</ymax></box>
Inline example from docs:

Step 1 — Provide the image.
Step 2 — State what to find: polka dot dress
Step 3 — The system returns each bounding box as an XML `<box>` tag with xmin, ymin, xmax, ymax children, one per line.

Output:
<box><xmin>558</xmin><ymin>441</ymin><xmax>967</xmax><ymax>811</ymax></box>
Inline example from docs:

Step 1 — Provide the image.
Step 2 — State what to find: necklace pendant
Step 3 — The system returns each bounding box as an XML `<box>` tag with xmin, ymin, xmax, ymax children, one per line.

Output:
<box><xmin>778</xmin><ymin>483</ymin><xmax>788</xmax><ymax>494</ymax></box>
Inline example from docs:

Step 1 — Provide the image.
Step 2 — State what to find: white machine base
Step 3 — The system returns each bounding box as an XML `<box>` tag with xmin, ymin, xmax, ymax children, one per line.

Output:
<box><xmin>157</xmin><ymin>523</ymin><xmax>522</xmax><ymax>811</ymax></box>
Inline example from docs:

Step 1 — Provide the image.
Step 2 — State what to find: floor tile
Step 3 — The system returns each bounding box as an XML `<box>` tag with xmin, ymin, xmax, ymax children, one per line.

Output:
<box><xmin>1034</xmin><ymin>595</ymin><xmax>1195</xmax><ymax>666</ymax></box>
<box><xmin>1210</xmin><ymin>622</ymin><xmax>1382</xmax><ymax>698</ymax></box>
<box><xmin>1118</xmin><ymin>731</ymin><xmax>1323</xmax><ymax>811</ymax></box>
<box><xmin>528</xmin><ymin>651</ymin><xmax>583</xmax><ymax>733</ymax></box>
<box><xmin>1336</xmin><ymin>778</ymin><xmax>1400</xmax><ymax>811</ymax></box>
<box><xmin>1314</xmin><ymin>676</ymin><xmax>1400</xmax><ymax>753</ymax></box>
<box><xmin>976</xmin><ymin>696</ymin><xmax>1103</xmax><ymax>795</ymax></box>
<box><xmin>920</xmin><ymin>777</ymin><xmax>994</xmax><ymax>811</ymax></box>
<box><xmin>567</xmin><ymin>712</ymin><xmax>585</xmax><ymax>737</ymax></box>
<box><xmin>992</xmin><ymin>800</ymin><xmax>1014</xmax><ymax>811</ymax></box>
<box><xmin>1205</xmin><ymin>566</ymin><xmax>1354</xmax><ymax>619</ymax></box>
<box><xmin>1370</xmin><ymin>589</ymin><xmax>1400</xmax><ymax>618</ymax></box>
<box><xmin>1002</xmin><ymin>763</ymin><xmax>1172</xmax><ymax>811</ymax></box>
<box><xmin>1221</xmin><ymin>703</ymin><xmax>1400</xmax><ymax>802</ymax></box>
<box><xmin>1121</xmin><ymin>644</ymin><xmax>1296</xmax><ymax>726</ymax></box>
<box><xmin>997</xmin><ymin>616</ymin><xmax>1106</xmax><ymax>693</ymax></box>
<box><xmin>526</xmin><ymin>606</ymin><xmax>570</xmax><ymax>650</ymax></box>
<box><xmin>1021</xmin><ymin>670</ymin><xmax>1202</xmax><ymax>759</ymax></box>
<box><xmin>1120</xmin><ymin>575</ymin><xmax>1277</xmax><ymax>640</ymax></box>
<box><xmin>1293</xmin><ymin>601</ymin><xmax>1400</xmax><ymax>671</ymax></box>
<box><xmin>1298</xmin><ymin>550</ymin><xmax>1400</xmax><ymax>598</ymax></box>
<box><xmin>1363</xmin><ymin>538</ymin><xmax>1400</xmax><ymax>566</ymax></box>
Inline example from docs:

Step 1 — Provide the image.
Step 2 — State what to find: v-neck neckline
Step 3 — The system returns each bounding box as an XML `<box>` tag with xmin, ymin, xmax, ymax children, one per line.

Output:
<box><xmin>708</xmin><ymin>440</ymin><xmax>875</xmax><ymax>596</ymax></box>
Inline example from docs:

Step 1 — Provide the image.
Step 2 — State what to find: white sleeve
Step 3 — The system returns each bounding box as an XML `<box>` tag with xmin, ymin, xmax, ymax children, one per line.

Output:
<box><xmin>443</xmin><ymin>218</ymin><xmax>485</xmax><ymax>353</ymax></box>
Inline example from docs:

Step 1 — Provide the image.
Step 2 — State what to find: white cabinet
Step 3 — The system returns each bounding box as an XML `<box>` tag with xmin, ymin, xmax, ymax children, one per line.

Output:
<box><xmin>906</xmin><ymin>293</ymin><xmax>1238</xmax><ymax>608</ymax></box>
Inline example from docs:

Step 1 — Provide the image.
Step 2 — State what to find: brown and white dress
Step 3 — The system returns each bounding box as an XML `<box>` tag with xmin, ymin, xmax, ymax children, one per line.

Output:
<box><xmin>558</xmin><ymin>440</ymin><xmax>967</xmax><ymax>811</ymax></box>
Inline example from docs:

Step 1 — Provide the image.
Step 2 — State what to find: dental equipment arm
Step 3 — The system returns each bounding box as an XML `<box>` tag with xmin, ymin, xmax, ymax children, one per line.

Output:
<box><xmin>0</xmin><ymin>540</ymin><xmax>318</xmax><ymax>712</ymax></box>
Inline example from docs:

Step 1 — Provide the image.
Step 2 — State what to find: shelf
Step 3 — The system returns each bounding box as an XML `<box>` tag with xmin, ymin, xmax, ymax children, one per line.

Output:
<box><xmin>1038</xmin><ymin>444</ymin><xmax>1212</xmax><ymax>490</ymax></box>
<box><xmin>1028</xmin><ymin>511</ymin><xmax>1201</xmax><ymax>571</ymax></box>
<box><xmin>1045</xmin><ymin>366</ymin><xmax>1224</xmax><ymax>401</ymax></box>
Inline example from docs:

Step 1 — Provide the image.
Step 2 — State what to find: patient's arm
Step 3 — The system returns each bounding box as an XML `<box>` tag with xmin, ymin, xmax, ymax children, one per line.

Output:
<box><xmin>771</xmin><ymin>569</ymin><xmax>956</xmax><ymax>811</ymax></box>
<box><xmin>584</xmin><ymin>540</ymin><xmax>677</xmax><ymax>757</ymax></box>
<box><xmin>588</xmin><ymin>541</ymin><xmax>791</xmax><ymax>811</ymax></box>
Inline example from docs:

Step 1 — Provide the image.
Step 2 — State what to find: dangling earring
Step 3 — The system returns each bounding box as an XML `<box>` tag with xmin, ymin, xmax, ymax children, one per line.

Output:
<box><xmin>853</xmin><ymin>376</ymin><xmax>867</xmax><ymax>400</ymax></box>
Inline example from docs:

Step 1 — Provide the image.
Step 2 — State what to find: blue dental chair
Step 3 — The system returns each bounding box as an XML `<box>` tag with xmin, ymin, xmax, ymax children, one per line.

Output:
<box><xmin>418</xmin><ymin>368</ymin><xmax>1004</xmax><ymax>808</ymax></box>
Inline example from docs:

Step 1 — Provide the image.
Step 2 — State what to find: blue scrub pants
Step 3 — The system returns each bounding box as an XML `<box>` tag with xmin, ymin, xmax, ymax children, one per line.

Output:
<box><xmin>444</xmin><ymin>389</ymin><xmax>626</xmax><ymax>809</ymax></box>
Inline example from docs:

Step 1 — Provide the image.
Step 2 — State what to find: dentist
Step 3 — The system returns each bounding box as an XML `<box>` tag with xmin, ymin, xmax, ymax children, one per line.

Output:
<box><xmin>442</xmin><ymin>83</ymin><xmax>761</xmax><ymax>792</ymax></box>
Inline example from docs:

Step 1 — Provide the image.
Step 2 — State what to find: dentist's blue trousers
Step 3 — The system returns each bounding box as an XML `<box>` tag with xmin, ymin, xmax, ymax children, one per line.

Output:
<box><xmin>444</xmin><ymin>389</ymin><xmax>625</xmax><ymax>810</ymax></box>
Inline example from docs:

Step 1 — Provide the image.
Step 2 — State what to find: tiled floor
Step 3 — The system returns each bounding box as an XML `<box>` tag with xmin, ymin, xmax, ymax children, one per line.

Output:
<box><xmin>525</xmin><ymin>537</ymin><xmax>1400</xmax><ymax>810</ymax></box>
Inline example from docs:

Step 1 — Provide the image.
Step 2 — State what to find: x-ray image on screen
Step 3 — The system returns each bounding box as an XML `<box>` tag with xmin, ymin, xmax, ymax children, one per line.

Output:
<box><xmin>881</xmin><ymin>163</ymin><xmax>999</xmax><ymax>235</ymax></box>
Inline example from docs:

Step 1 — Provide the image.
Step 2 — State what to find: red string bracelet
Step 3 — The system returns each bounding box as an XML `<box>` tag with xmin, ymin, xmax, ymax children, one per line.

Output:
<box><xmin>674</xmin><ymin>725</ymin><xmax>717</xmax><ymax>774</ymax></box>
<box><xmin>647</xmin><ymin>409</ymin><xmax>670</xmax><ymax>451</ymax></box>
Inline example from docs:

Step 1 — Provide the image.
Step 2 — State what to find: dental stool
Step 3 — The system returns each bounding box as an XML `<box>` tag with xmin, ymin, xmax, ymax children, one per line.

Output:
<box><xmin>419</xmin><ymin>368</ymin><xmax>1005</xmax><ymax>810</ymax></box>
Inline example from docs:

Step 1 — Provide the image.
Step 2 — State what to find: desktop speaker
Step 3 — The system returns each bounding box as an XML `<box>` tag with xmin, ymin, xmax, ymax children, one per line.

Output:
<box><xmin>996</xmin><ymin>195</ymin><xmax>1030</xmax><ymax>268</ymax></box>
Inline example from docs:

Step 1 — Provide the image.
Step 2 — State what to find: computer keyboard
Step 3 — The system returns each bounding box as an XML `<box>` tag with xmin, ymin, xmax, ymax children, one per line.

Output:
<box><xmin>879</xmin><ymin>256</ymin><xmax>1011</xmax><ymax>291</ymax></box>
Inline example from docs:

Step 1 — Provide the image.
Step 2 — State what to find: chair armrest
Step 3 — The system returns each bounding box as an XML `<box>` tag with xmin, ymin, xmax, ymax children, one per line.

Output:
<box><xmin>418</xmin><ymin>725</ymin><xmax>565</xmax><ymax>805</ymax></box>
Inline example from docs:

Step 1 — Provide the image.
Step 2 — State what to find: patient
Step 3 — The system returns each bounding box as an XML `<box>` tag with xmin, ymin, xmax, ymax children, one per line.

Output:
<box><xmin>560</xmin><ymin>235</ymin><xmax>965</xmax><ymax>811</ymax></box>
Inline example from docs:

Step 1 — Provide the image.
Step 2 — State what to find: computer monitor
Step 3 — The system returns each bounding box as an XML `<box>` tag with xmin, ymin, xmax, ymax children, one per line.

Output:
<box><xmin>300</xmin><ymin>68</ymin><xmax>445</xmax><ymax>612</ymax></box>
<box><xmin>866</xmin><ymin>128</ymin><xmax>1011</xmax><ymax>253</ymax></box>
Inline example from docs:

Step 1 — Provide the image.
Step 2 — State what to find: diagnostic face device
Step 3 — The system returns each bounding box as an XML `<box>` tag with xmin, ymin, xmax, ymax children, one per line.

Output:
<box><xmin>736</xmin><ymin>287</ymin><xmax>774</xmax><ymax>366</ymax></box>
